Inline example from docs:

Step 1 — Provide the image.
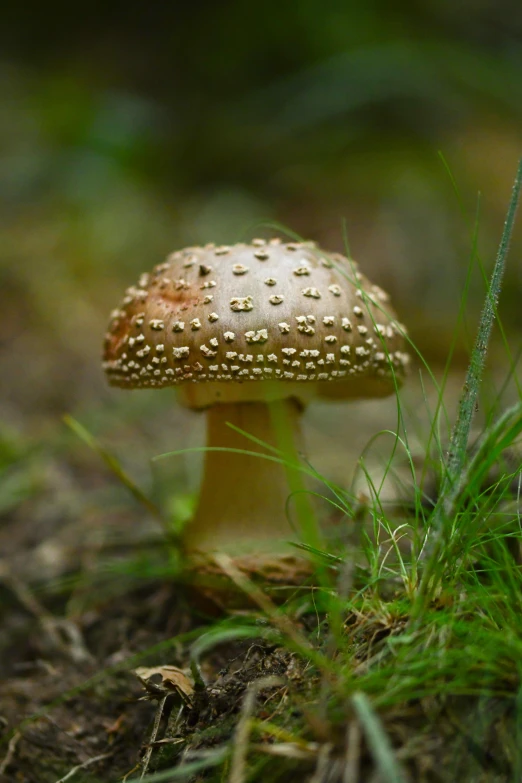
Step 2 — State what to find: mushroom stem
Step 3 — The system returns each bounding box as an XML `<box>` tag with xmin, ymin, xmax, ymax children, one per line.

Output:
<box><xmin>183</xmin><ymin>398</ymin><xmax>313</xmax><ymax>558</ymax></box>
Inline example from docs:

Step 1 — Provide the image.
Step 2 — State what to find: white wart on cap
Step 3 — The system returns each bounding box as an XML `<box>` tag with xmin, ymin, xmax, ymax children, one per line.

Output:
<box><xmin>103</xmin><ymin>239</ymin><xmax>410</xmax><ymax>407</ymax></box>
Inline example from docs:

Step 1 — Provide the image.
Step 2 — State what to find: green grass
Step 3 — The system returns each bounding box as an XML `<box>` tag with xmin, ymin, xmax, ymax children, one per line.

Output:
<box><xmin>3</xmin><ymin>160</ymin><xmax>522</xmax><ymax>781</ymax></box>
<box><xmin>145</xmin><ymin>159</ymin><xmax>522</xmax><ymax>779</ymax></box>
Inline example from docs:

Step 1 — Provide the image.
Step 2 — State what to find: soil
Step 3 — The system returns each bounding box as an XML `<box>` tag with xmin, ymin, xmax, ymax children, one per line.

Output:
<box><xmin>0</xmin><ymin>574</ymin><xmax>518</xmax><ymax>783</ymax></box>
<box><xmin>0</xmin><ymin>578</ymin><xmax>317</xmax><ymax>782</ymax></box>
<box><xmin>1</xmin><ymin>427</ymin><xmax>520</xmax><ymax>782</ymax></box>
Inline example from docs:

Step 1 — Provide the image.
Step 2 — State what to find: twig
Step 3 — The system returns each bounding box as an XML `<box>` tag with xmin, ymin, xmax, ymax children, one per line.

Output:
<box><xmin>121</xmin><ymin>762</ymin><xmax>141</xmax><ymax>782</ymax></box>
<box><xmin>0</xmin><ymin>731</ymin><xmax>21</xmax><ymax>775</ymax></box>
<box><xmin>140</xmin><ymin>694</ymin><xmax>170</xmax><ymax>780</ymax></box>
<box><xmin>53</xmin><ymin>751</ymin><xmax>112</xmax><ymax>783</ymax></box>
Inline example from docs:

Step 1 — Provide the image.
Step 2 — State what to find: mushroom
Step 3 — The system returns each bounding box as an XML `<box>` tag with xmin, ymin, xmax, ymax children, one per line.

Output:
<box><xmin>103</xmin><ymin>239</ymin><xmax>410</xmax><ymax>580</ymax></box>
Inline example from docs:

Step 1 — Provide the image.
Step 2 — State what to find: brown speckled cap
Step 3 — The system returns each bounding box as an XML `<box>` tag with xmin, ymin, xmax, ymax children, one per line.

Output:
<box><xmin>103</xmin><ymin>238</ymin><xmax>410</xmax><ymax>408</ymax></box>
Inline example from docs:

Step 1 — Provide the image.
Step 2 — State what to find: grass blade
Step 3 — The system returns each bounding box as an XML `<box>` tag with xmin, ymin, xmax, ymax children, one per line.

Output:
<box><xmin>443</xmin><ymin>158</ymin><xmax>521</xmax><ymax>501</ymax></box>
<box><xmin>63</xmin><ymin>415</ymin><xmax>172</xmax><ymax>537</ymax></box>
<box><xmin>351</xmin><ymin>692</ymin><xmax>406</xmax><ymax>783</ymax></box>
<box><xmin>413</xmin><ymin>158</ymin><xmax>522</xmax><ymax>614</ymax></box>
<box><xmin>135</xmin><ymin>746</ymin><xmax>229</xmax><ymax>782</ymax></box>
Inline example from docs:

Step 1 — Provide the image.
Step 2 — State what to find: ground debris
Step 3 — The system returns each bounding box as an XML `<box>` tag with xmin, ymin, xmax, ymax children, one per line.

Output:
<box><xmin>134</xmin><ymin>664</ymin><xmax>194</xmax><ymax>704</ymax></box>
<box><xmin>0</xmin><ymin>579</ymin><xmax>519</xmax><ymax>782</ymax></box>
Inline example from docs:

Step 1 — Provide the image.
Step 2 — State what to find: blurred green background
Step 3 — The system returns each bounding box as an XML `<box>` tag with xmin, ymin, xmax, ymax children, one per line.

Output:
<box><xmin>1</xmin><ymin>1</ymin><xmax>521</xmax><ymax>582</ymax></box>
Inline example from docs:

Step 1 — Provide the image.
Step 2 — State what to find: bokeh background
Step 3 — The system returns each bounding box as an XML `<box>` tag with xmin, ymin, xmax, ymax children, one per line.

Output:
<box><xmin>1</xmin><ymin>2</ymin><xmax>521</xmax><ymax>587</ymax></box>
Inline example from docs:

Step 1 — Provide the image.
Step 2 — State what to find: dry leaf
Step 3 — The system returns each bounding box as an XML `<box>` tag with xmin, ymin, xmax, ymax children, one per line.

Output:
<box><xmin>134</xmin><ymin>665</ymin><xmax>194</xmax><ymax>703</ymax></box>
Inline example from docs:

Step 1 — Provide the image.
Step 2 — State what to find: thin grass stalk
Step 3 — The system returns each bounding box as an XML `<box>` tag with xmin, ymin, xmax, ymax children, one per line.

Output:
<box><xmin>412</xmin><ymin>159</ymin><xmax>522</xmax><ymax>620</ymax></box>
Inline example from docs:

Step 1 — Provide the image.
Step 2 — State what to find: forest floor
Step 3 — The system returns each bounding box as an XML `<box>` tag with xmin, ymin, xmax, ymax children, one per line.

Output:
<box><xmin>1</xmin><ymin>505</ymin><xmax>519</xmax><ymax>783</ymax></box>
<box><xmin>1</xmin><ymin>368</ymin><xmax>520</xmax><ymax>783</ymax></box>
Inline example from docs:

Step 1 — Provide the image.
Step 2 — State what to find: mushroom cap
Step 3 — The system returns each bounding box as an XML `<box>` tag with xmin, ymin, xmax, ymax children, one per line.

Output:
<box><xmin>103</xmin><ymin>239</ymin><xmax>410</xmax><ymax>408</ymax></box>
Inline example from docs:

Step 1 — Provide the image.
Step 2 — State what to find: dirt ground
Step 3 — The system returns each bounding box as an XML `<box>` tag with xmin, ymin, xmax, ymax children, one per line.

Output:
<box><xmin>0</xmin><ymin>568</ymin><xmax>326</xmax><ymax>782</ymax></box>
<box><xmin>0</xmin><ymin>362</ymin><xmax>519</xmax><ymax>782</ymax></box>
<box><xmin>1</xmin><ymin>576</ymin><xmax>518</xmax><ymax>783</ymax></box>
